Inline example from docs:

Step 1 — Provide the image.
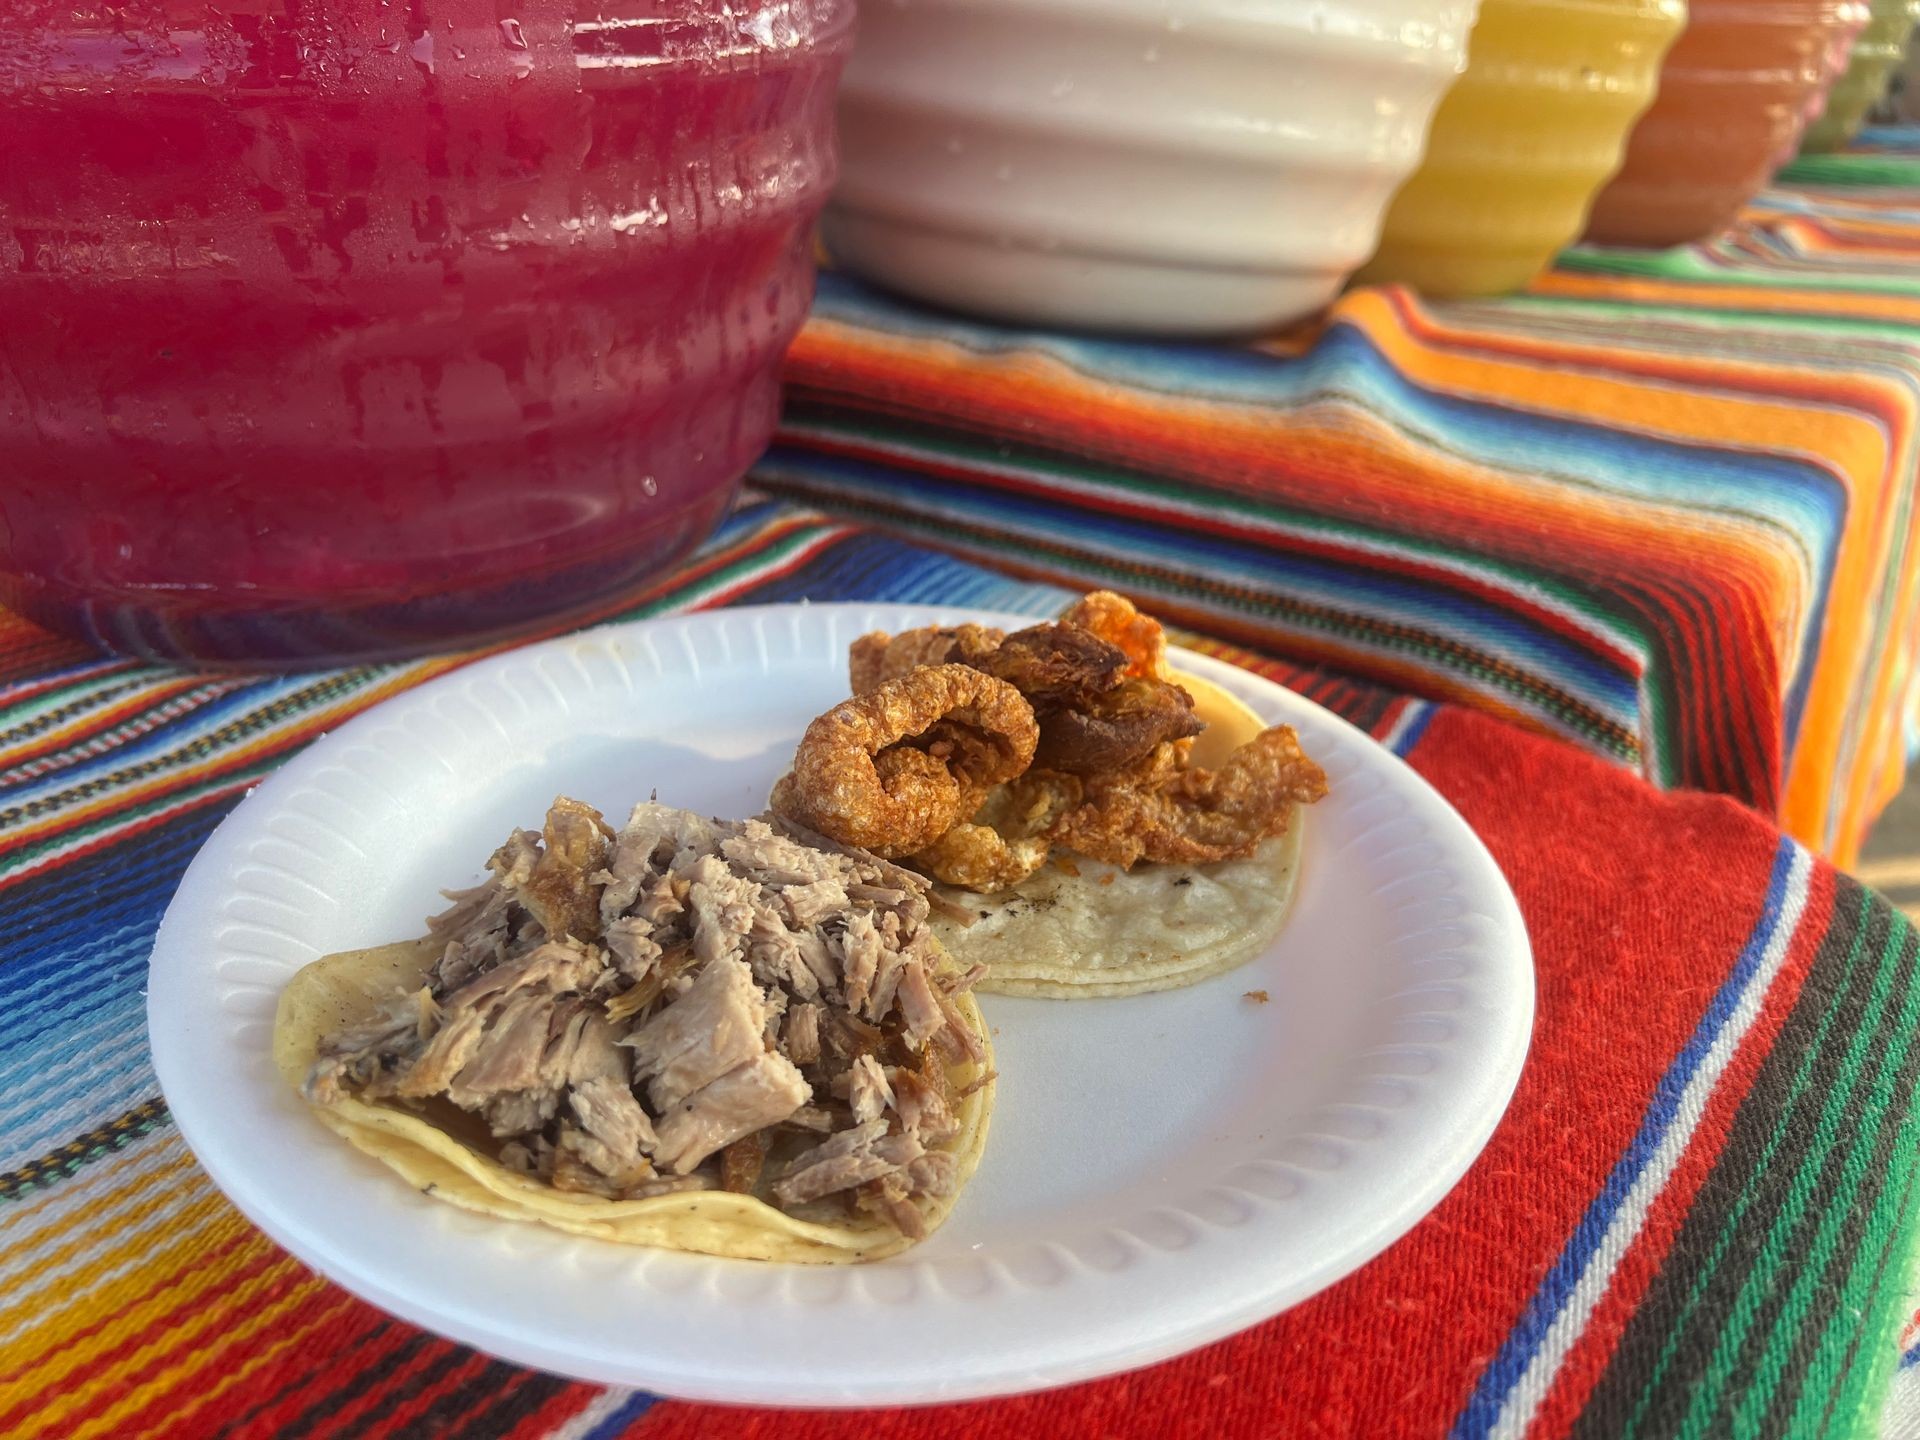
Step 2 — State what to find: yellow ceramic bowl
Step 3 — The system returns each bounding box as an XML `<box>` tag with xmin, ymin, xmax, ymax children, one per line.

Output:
<box><xmin>1801</xmin><ymin>0</ymin><xmax>1920</xmax><ymax>151</ymax></box>
<box><xmin>1356</xmin><ymin>0</ymin><xmax>1685</xmax><ymax>297</ymax></box>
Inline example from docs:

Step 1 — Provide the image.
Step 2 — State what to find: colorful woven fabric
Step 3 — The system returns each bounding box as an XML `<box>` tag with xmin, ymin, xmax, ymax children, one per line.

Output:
<box><xmin>4</xmin><ymin>498</ymin><xmax>1920</xmax><ymax>1439</ymax></box>
<box><xmin>756</xmin><ymin>144</ymin><xmax>1920</xmax><ymax>868</ymax></box>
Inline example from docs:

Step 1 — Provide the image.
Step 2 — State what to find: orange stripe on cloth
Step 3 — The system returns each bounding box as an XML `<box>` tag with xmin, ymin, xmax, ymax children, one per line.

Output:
<box><xmin>1347</xmin><ymin>287</ymin><xmax>1904</xmax><ymax>858</ymax></box>
<box><xmin>0</xmin><ymin>661</ymin><xmax>460</xmax><ymax>871</ymax></box>
<box><xmin>1533</xmin><ymin>269</ymin><xmax>1920</xmax><ymax>326</ymax></box>
<box><xmin>0</xmin><ymin>1154</ymin><xmax>206</xmax><ymax>1299</ymax></box>
<box><xmin>0</xmin><ymin>676</ymin><xmax>215</xmax><ymax>775</ymax></box>
<box><xmin>0</xmin><ymin>1138</ymin><xmax>194</xmax><ymax>1241</ymax></box>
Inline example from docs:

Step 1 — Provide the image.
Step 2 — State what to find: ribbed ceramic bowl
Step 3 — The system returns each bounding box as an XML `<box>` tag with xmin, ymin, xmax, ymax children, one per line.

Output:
<box><xmin>1584</xmin><ymin>0</ymin><xmax>1869</xmax><ymax>247</ymax></box>
<box><xmin>823</xmin><ymin>0</ymin><xmax>1480</xmax><ymax>336</ymax></box>
<box><xmin>1778</xmin><ymin>0</ymin><xmax>1869</xmax><ymax>161</ymax></box>
<box><xmin>1802</xmin><ymin>0</ymin><xmax>1920</xmax><ymax>150</ymax></box>
<box><xmin>1356</xmin><ymin>0</ymin><xmax>1685</xmax><ymax>297</ymax></box>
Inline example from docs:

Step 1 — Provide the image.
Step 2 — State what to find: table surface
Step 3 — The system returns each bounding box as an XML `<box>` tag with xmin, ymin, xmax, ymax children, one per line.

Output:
<box><xmin>2</xmin><ymin>497</ymin><xmax>1918</xmax><ymax>1440</ymax></box>
<box><xmin>9</xmin><ymin>138</ymin><xmax>1920</xmax><ymax>1440</ymax></box>
<box><xmin>759</xmin><ymin>129</ymin><xmax>1920</xmax><ymax>868</ymax></box>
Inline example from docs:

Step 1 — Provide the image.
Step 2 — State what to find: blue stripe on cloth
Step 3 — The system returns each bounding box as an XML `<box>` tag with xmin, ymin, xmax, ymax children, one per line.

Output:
<box><xmin>1390</xmin><ymin>703</ymin><xmax>1437</xmax><ymax>757</ymax></box>
<box><xmin>1903</xmin><ymin>1341</ymin><xmax>1920</xmax><ymax>1372</ymax></box>
<box><xmin>1449</xmin><ymin>837</ymin><xmax>1800</xmax><ymax>1438</ymax></box>
<box><xmin>0</xmin><ymin>656</ymin><xmax>137</xmax><ymax>712</ymax></box>
<box><xmin>812</xmin><ymin>274</ymin><xmax>1850</xmax><ymax>568</ymax></box>
<box><xmin>730</xmin><ymin>526</ymin><xmax>1072</xmax><ymax>618</ymax></box>
<box><xmin>757</xmin><ymin>447</ymin><xmax>1646</xmax><ymax>753</ymax></box>
<box><xmin>0</xmin><ymin>674</ymin><xmax>322</xmax><ymax>812</ymax></box>
<box><xmin>806</xmin><ymin>274</ymin><xmax>1850</xmax><ymax>764</ymax></box>
<box><xmin>579</xmin><ymin>1389</ymin><xmax>658</xmax><ymax>1438</ymax></box>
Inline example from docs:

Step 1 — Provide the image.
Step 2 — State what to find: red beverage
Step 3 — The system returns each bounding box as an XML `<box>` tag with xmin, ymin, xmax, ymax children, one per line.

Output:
<box><xmin>0</xmin><ymin>0</ymin><xmax>850</xmax><ymax>664</ymax></box>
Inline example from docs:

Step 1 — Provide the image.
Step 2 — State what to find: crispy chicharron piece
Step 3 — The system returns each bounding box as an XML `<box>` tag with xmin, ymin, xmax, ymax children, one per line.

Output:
<box><xmin>1048</xmin><ymin>724</ymin><xmax>1329</xmax><ymax>869</ymax></box>
<box><xmin>849</xmin><ymin>625</ymin><xmax>1005</xmax><ymax>695</ymax></box>
<box><xmin>910</xmin><ymin>823</ymin><xmax>1052</xmax><ymax>891</ymax></box>
<box><xmin>1060</xmin><ymin>590</ymin><xmax>1171</xmax><ymax>681</ymax></box>
<box><xmin>772</xmin><ymin>665</ymin><xmax>1039</xmax><ymax>857</ymax></box>
<box><xmin>1031</xmin><ymin>676</ymin><xmax>1203</xmax><ymax>775</ymax></box>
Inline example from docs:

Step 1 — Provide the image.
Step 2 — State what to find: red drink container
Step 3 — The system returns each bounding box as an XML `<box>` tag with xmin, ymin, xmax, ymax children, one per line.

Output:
<box><xmin>0</xmin><ymin>0</ymin><xmax>851</xmax><ymax>664</ymax></box>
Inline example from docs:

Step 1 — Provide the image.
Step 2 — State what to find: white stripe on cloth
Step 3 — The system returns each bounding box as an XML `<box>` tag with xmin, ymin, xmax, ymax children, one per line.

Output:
<box><xmin>542</xmin><ymin>1386</ymin><xmax>645</xmax><ymax>1440</ymax></box>
<box><xmin>1487</xmin><ymin>843</ymin><xmax>1814</xmax><ymax>1440</ymax></box>
<box><xmin>1380</xmin><ymin>700</ymin><xmax>1435</xmax><ymax>756</ymax></box>
<box><xmin>1877</xmin><ymin>1291</ymin><xmax>1920</xmax><ymax>1439</ymax></box>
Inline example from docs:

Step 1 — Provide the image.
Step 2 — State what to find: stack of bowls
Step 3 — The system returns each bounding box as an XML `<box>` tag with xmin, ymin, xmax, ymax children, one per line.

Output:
<box><xmin>1583</xmin><ymin>0</ymin><xmax>1870</xmax><ymax>246</ymax></box>
<box><xmin>1356</xmin><ymin>0</ymin><xmax>1686</xmax><ymax>297</ymax></box>
<box><xmin>824</xmin><ymin>0</ymin><xmax>1481</xmax><ymax>336</ymax></box>
<box><xmin>1802</xmin><ymin>0</ymin><xmax>1920</xmax><ymax>149</ymax></box>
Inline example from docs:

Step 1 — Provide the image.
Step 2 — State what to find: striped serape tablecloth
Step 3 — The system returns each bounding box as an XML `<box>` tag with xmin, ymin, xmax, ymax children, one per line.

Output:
<box><xmin>6</xmin><ymin>497</ymin><xmax>1920</xmax><ymax>1440</ymax></box>
<box><xmin>758</xmin><ymin>131</ymin><xmax>1920</xmax><ymax>868</ymax></box>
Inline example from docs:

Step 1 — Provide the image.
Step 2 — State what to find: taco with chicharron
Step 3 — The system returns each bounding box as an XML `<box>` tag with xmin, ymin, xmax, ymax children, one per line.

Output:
<box><xmin>769</xmin><ymin>592</ymin><xmax>1328</xmax><ymax>997</ymax></box>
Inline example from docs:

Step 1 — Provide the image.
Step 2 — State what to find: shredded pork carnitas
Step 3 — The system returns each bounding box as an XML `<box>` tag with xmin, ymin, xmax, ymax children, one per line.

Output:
<box><xmin>771</xmin><ymin>592</ymin><xmax>1330</xmax><ymax>892</ymax></box>
<box><xmin>306</xmin><ymin>800</ymin><xmax>986</xmax><ymax>1236</ymax></box>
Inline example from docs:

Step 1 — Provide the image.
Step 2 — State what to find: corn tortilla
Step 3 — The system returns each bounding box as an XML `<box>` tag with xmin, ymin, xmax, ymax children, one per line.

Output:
<box><xmin>274</xmin><ymin>936</ymin><xmax>994</xmax><ymax>1263</ymax></box>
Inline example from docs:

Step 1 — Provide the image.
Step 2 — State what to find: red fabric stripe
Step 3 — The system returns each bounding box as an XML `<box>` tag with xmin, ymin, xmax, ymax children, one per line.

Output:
<box><xmin>0</xmin><ymin>677</ymin><xmax>396</xmax><ymax>872</ymax></box>
<box><xmin>782</xmin><ymin>328</ymin><xmax>1792</xmax><ymax>624</ymax></box>
<box><xmin>0</xmin><ymin>631</ymin><xmax>113</xmax><ymax>696</ymax></box>
<box><xmin>71</xmin><ymin>1258</ymin><xmax>323</xmax><ymax>1438</ymax></box>
<box><xmin>1524</xmin><ymin>862</ymin><xmax>1838</xmax><ymax>1437</ymax></box>
<box><xmin>299</xmin><ymin>1336</ymin><xmax>476</xmax><ymax>1436</ymax></box>
<box><xmin>0</xmin><ymin>774</ymin><xmax>250</xmax><ymax>894</ymax></box>
<box><xmin>498</xmin><ymin>1383</ymin><xmax>605</xmax><ymax>1439</ymax></box>
<box><xmin>137</xmin><ymin>1289</ymin><xmax>366</xmax><ymax>1440</ymax></box>
<box><xmin>0</xmin><ymin>1228</ymin><xmax>274</xmax><ymax>1436</ymax></box>
<box><xmin>364</xmin><ymin>1350</ymin><xmax>495</xmax><ymax>1434</ymax></box>
<box><xmin>0</xmin><ymin>677</ymin><xmax>213</xmax><ymax>777</ymax></box>
<box><xmin>638</xmin><ymin>708</ymin><xmax>1789</xmax><ymax>1440</ymax></box>
<box><xmin>1385</xmin><ymin>288</ymin><xmax>1914</xmax><ymax>466</ymax></box>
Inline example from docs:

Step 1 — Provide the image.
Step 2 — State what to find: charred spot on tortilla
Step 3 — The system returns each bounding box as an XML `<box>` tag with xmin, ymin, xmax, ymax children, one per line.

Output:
<box><xmin>274</xmin><ymin>799</ymin><xmax>994</xmax><ymax>1263</ymax></box>
<box><xmin>766</xmin><ymin>592</ymin><xmax>1328</xmax><ymax>999</ymax></box>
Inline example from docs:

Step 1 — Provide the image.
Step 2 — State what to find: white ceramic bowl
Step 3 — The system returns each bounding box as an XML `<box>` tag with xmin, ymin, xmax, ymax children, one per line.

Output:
<box><xmin>824</xmin><ymin>0</ymin><xmax>1479</xmax><ymax>336</ymax></box>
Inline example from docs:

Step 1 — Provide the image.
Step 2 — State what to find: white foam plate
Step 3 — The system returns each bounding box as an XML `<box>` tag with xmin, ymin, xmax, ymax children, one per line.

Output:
<box><xmin>147</xmin><ymin>603</ymin><xmax>1532</xmax><ymax>1405</ymax></box>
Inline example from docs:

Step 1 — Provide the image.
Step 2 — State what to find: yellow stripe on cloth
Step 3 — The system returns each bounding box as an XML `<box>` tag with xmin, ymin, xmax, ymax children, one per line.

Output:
<box><xmin>0</xmin><ymin>1189</ymin><xmax>305</xmax><ymax>1422</ymax></box>
<box><xmin>0</xmin><ymin>1163</ymin><xmax>212</xmax><ymax>1340</ymax></box>
<box><xmin>62</xmin><ymin>1276</ymin><xmax>342</xmax><ymax>1440</ymax></box>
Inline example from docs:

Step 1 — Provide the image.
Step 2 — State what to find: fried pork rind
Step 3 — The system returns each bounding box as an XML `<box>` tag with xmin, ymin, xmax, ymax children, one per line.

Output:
<box><xmin>802</xmin><ymin>595</ymin><xmax>1327</xmax><ymax>896</ymax></box>
<box><xmin>773</xmin><ymin>665</ymin><xmax>1039</xmax><ymax>857</ymax></box>
<box><xmin>1031</xmin><ymin>676</ymin><xmax>1204</xmax><ymax>775</ymax></box>
<box><xmin>852</xmin><ymin>620</ymin><xmax>1195</xmax><ymax>781</ymax></box>
<box><xmin>1049</xmin><ymin>723</ymin><xmax>1328</xmax><ymax>869</ymax></box>
<box><xmin>972</xmin><ymin>623</ymin><xmax>1127</xmax><ymax>708</ymax></box>
<box><xmin>910</xmin><ymin>823</ymin><xmax>1052</xmax><ymax>891</ymax></box>
<box><xmin>785</xmin><ymin>596</ymin><xmax>1331</xmax><ymax>994</ymax></box>
<box><xmin>1061</xmin><ymin>590</ymin><xmax>1171</xmax><ymax>681</ymax></box>
<box><xmin>936</xmin><ymin>673</ymin><xmax>1313</xmax><ymax>997</ymax></box>
<box><xmin>849</xmin><ymin>624</ymin><xmax>1005</xmax><ymax>695</ymax></box>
